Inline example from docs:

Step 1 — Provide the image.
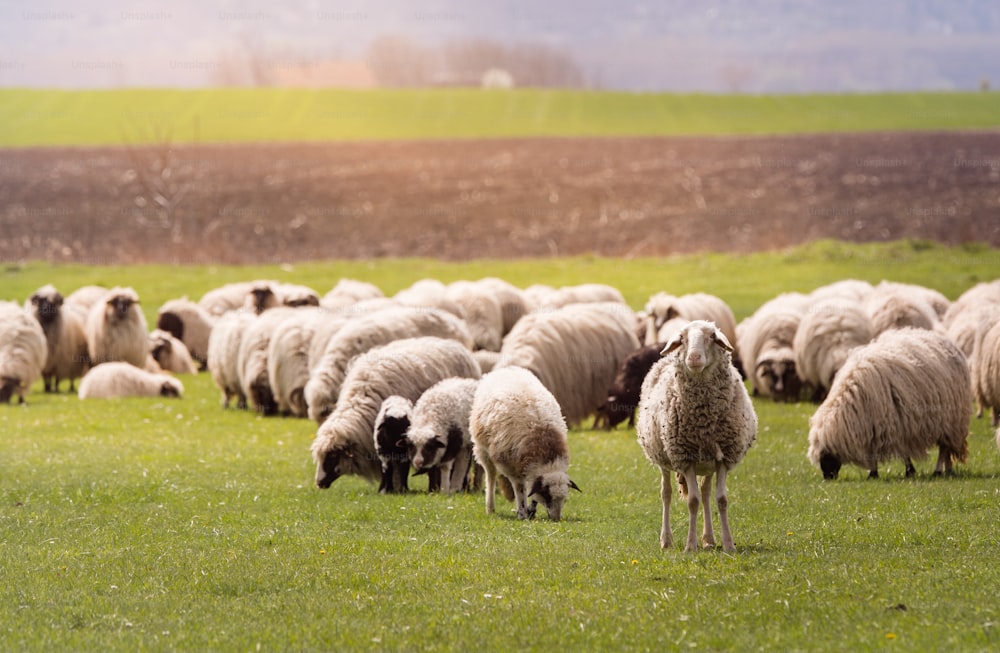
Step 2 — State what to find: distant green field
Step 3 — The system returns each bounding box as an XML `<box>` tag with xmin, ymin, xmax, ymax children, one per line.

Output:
<box><xmin>2</xmin><ymin>88</ymin><xmax>999</xmax><ymax>147</ymax></box>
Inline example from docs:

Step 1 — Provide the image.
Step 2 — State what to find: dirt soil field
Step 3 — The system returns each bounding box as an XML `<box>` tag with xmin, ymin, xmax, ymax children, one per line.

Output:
<box><xmin>1</xmin><ymin>132</ymin><xmax>998</xmax><ymax>264</ymax></box>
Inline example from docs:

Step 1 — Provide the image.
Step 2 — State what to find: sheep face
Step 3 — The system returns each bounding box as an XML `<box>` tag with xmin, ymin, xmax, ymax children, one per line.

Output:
<box><xmin>408</xmin><ymin>425</ymin><xmax>462</xmax><ymax>472</ymax></box>
<box><xmin>107</xmin><ymin>294</ymin><xmax>138</xmax><ymax>322</ymax></box>
<box><xmin>529</xmin><ymin>472</ymin><xmax>581</xmax><ymax>522</ymax></box>
<box><xmin>661</xmin><ymin>321</ymin><xmax>733</xmax><ymax>376</ymax></box>
<box><xmin>754</xmin><ymin>356</ymin><xmax>803</xmax><ymax>402</ymax></box>
<box><xmin>816</xmin><ymin>451</ymin><xmax>842</xmax><ymax>480</ymax></box>
<box><xmin>160</xmin><ymin>380</ymin><xmax>182</xmax><ymax>398</ymax></box>
<box><xmin>250</xmin><ymin>378</ymin><xmax>278</xmax><ymax>416</ymax></box>
<box><xmin>314</xmin><ymin>444</ymin><xmax>368</xmax><ymax>489</ymax></box>
<box><xmin>30</xmin><ymin>288</ymin><xmax>63</xmax><ymax>326</ymax></box>
<box><xmin>157</xmin><ymin>311</ymin><xmax>184</xmax><ymax>341</ymax></box>
<box><xmin>0</xmin><ymin>376</ymin><xmax>24</xmax><ymax>404</ymax></box>
<box><xmin>248</xmin><ymin>287</ymin><xmax>276</xmax><ymax>314</ymax></box>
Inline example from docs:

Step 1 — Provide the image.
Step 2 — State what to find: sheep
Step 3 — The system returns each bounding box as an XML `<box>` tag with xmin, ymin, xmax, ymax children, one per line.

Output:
<box><xmin>636</xmin><ymin>320</ymin><xmax>757</xmax><ymax>552</ymax></box>
<box><xmin>78</xmin><ymin>362</ymin><xmax>183</xmax><ymax>399</ymax></box>
<box><xmin>807</xmin><ymin>328</ymin><xmax>971</xmax><ymax>480</ymax></box>
<box><xmin>808</xmin><ymin>279</ymin><xmax>874</xmax><ymax>304</ymax></box>
<box><xmin>407</xmin><ymin>378</ymin><xmax>480</xmax><ymax>494</ymax></box>
<box><xmin>737</xmin><ymin>293</ymin><xmax>809</xmax><ymax>401</ymax></box>
<box><xmin>373</xmin><ymin>395</ymin><xmax>414</xmax><ymax>494</ymax></box>
<box><xmin>238</xmin><ymin>307</ymin><xmax>296</xmax><ymax>415</ymax></box>
<box><xmin>525</xmin><ymin>283</ymin><xmax>626</xmax><ymax>311</ymax></box>
<box><xmin>206</xmin><ymin>309</ymin><xmax>255</xmax><ymax>409</ymax></box>
<box><xmin>972</xmin><ymin>320</ymin><xmax>1000</xmax><ymax>426</ymax></box>
<box><xmin>64</xmin><ymin>285</ymin><xmax>109</xmax><ymax>312</ymax></box>
<box><xmin>85</xmin><ymin>287</ymin><xmax>148</xmax><ymax>368</ymax></box>
<box><xmin>244</xmin><ymin>281</ymin><xmax>283</xmax><ymax>315</ymax></box>
<box><xmin>0</xmin><ymin>301</ymin><xmax>48</xmax><ymax>404</ymax></box>
<box><xmin>472</xmin><ymin>349</ymin><xmax>502</xmax><ymax>375</ymax></box>
<box><xmin>393</xmin><ymin>279</ymin><xmax>463</xmax><ymax>317</ymax></box>
<box><xmin>446</xmin><ymin>280</ymin><xmax>504</xmax><ymax>351</ymax></box>
<box><xmin>311</xmin><ymin>337</ymin><xmax>481</xmax><ymax>489</ymax></box>
<box><xmin>477</xmin><ymin>277</ymin><xmax>528</xmax><ymax>335</ymax></box>
<box><xmin>943</xmin><ymin>280</ymin><xmax>1000</xmax><ymax>358</ymax></box>
<box><xmin>148</xmin><ymin>329</ymin><xmax>198</xmax><ymax>375</ymax></box>
<box><xmin>497</xmin><ymin>302</ymin><xmax>639</xmax><ymax>427</ymax></box>
<box><xmin>470</xmin><ymin>366</ymin><xmax>579</xmax><ymax>521</ymax></box>
<box><xmin>321</xmin><ymin>278</ymin><xmax>384</xmax><ymax>310</ymax></box>
<box><xmin>26</xmin><ymin>285</ymin><xmax>89</xmax><ymax>392</ymax></box>
<box><xmin>156</xmin><ymin>298</ymin><xmax>215</xmax><ymax>369</ymax></box>
<box><xmin>267</xmin><ymin>307</ymin><xmax>328</xmax><ymax>417</ymax></box>
<box><xmin>643</xmin><ymin>292</ymin><xmax>738</xmax><ymax>348</ymax></box>
<box><xmin>198</xmin><ymin>281</ymin><xmax>258</xmax><ymax>317</ymax></box>
<box><xmin>305</xmin><ymin>306</ymin><xmax>474</xmax><ymax>424</ymax></box>
<box><xmin>864</xmin><ymin>282</ymin><xmax>944</xmax><ymax>336</ymax></box>
<box><xmin>594</xmin><ymin>342</ymin><xmax>665</xmax><ymax>430</ymax></box>
<box><xmin>792</xmin><ymin>298</ymin><xmax>874</xmax><ymax>399</ymax></box>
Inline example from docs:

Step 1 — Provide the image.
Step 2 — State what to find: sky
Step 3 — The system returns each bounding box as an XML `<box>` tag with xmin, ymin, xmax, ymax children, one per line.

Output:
<box><xmin>1</xmin><ymin>0</ymin><xmax>999</xmax><ymax>91</ymax></box>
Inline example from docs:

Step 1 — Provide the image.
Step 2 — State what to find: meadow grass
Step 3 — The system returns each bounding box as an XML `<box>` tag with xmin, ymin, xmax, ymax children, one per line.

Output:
<box><xmin>2</xmin><ymin>239</ymin><xmax>999</xmax><ymax>651</ymax></box>
<box><xmin>2</xmin><ymin>88</ymin><xmax>1000</xmax><ymax>147</ymax></box>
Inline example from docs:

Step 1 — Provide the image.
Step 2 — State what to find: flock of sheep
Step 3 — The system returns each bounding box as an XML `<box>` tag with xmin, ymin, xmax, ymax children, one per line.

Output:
<box><xmin>3</xmin><ymin>274</ymin><xmax>1000</xmax><ymax>550</ymax></box>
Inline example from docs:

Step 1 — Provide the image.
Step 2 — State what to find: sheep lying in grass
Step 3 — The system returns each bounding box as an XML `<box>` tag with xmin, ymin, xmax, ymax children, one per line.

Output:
<box><xmin>373</xmin><ymin>395</ymin><xmax>414</xmax><ymax>494</ymax></box>
<box><xmin>311</xmin><ymin>337</ymin><xmax>481</xmax><ymax>489</ymax></box>
<box><xmin>148</xmin><ymin>329</ymin><xmax>198</xmax><ymax>374</ymax></box>
<box><xmin>0</xmin><ymin>301</ymin><xmax>48</xmax><ymax>404</ymax></box>
<box><xmin>470</xmin><ymin>366</ymin><xmax>579</xmax><ymax>521</ymax></box>
<box><xmin>156</xmin><ymin>298</ymin><xmax>215</xmax><ymax>370</ymax></box>
<box><xmin>85</xmin><ymin>287</ymin><xmax>148</xmax><ymax>368</ymax></box>
<box><xmin>78</xmin><ymin>362</ymin><xmax>183</xmax><ymax>399</ymax></box>
<box><xmin>407</xmin><ymin>377</ymin><xmax>480</xmax><ymax>494</ymax></box>
<box><xmin>807</xmin><ymin>328</ymin><xmax>971</xmax><ymax>480</ymax></box>
<box><xmin>637</xmin><ymin>320</ymin><xmax>757</xmax><ymax>552</ymax></box>
<box><xmin>206</xmin><ymin>310</ymin><xmax>255</xmax><ymax>409</ymax></box>
<box><xmin>27</xmin><ymin>285</ymin><xmax>89</xmax><ymax>392</ymax></box>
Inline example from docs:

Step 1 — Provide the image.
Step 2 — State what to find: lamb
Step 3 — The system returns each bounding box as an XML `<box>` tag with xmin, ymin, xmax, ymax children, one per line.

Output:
<box><xmin>470</xmin><ymin>366</ymin><xmax>580</xmax><ymax>521</ymax></box>
<box><xmin>238</xmin><ymin>307</ymin><xmax>296</xmax><ymax>415</ymax></box>
<box><xmin>0</xmin><ymin>301</ymin><xmax>48</xmax><ymax>404</ymax></box>
<box><xmin>807</xmin><ymin>328</ymin><xmax>971</xmax><ymax>480</ymax></box>
<box><xmin>85</xmin><ymin>287</ymin><xmax>149</xmax><ymax>368</ymax></box>
<box><xmin>321</xmin><ymin>278</ymin><xmax>384</xmax><ymax>310</ymax></box>
<box><xmin>373</xmin><ymin>395</ymin><xmax>414</xmax><ymax>494</ymax></box>
<box><xmin>407</xmin><ymin>378</ymin><xmax>480</xmax><ymax>494</ymax></box>
<box><xmin>864</xmin><ymin>282</ymin><xmax>944</xmax><ymax>336</ymax></box>
<box><xmin>148</xmin><ymin>329</ymin><xmax>198</xmax><ymax>375</ymax></box>
<box><xmin>497</xmin><ymin>302</ymin><xmax>639</xmax><ymax>427</ymax></box>
<box><xmin>78</xmin><ymin>362</ymin><xmax>183</xmax><ymax>399</ymax></box>
<box><xmin>311</xmin><ymin>337</ymin><xmax>481</xmax><ymax>489</ymax></box>
<box><xmin>156</xmin><ymin>298</ymin><xmax>215</xmax><ymax>369</ymax></box>
<box><xmin>305</xmin><ymin>306</ymin><xmax>474</xmax><ymax>424</ymax></box>
<box><xmin>64</xmin><ymin>285</ymin><xmax>109</xmax><ymax>312</ymax></box>
<box><xmin>737</xmin><ymin>293</ymin><xmax>809</xmax><ymax>401</ymax></box>
<box><xmin>594</xmin><ymin>342</ymin><xmax>665</xmax><ymax>430</ymax></box>
<box><xmin>26</xmin><ymin>284</ymin><xmax>89</xmax><ymax>392</ymax></box>
<box><xmin>636</xmin><ymin>320</ymin><xmax>757</xmax><ymax>552</ymax></box>
<box><xmin>267</xmin><ymin>307</ymin><xmax>327</xmax><ymax>417</ymax></box>
<box><xmin>206</xmin><ymin>309</ymin><xmax>255</xmax><ymax>409</ymax></box>
<box><xmin>972</xmin><ymin>320</ymin><xmax>1000</xmax><ymax>426</ymax></box>
<box><xmin>792</xmin><ymin>298</ymin><xmax>874</xmax><ymax>398</ymax></box>
<box><xmin>446</xmin><ymin>280</ymin><xmax>504</xmax><ymax>351</ymax></box>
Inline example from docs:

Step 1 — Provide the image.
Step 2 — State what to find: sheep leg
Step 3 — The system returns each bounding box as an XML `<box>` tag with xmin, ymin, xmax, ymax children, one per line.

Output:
<box><xmin>933</xmin><ymin>446</ymin><xmax>953</xmax><ymax>476</ymax></box>
<box><xmin>681</xmin><ymin>467</ymin><xmax>701</xmax><ymax>553</ymax></box>
<box><xmin>512</xmin><ymin>481</ymin><xmax>534</xmax><ymax>520</ymax></box>
<box><xmin>451</xmin><ymin>445</ymin><xmax>473</xmax><ymax>493</ymax></box>
<box><xmin>439</xmin><ymin>460</ymin><xmax>454</xmax><ymax>495</ymax></box>
<box><xmin>715</xmin><ymin>464</ymin><xmax>735</xmax><ymax>553</ymax></box>
<box><xmin>904</xmin><ymin>459</ymin><xmax>916</xmax><ymax>478</ymax></box>
<box><xmin>481</xmin><ymin>456</ymin><xmax>497</xmax><ymax>515</ymax></box>
<box><xmin>699</xmin><ymin>473</ymin><xmax>716</xmax><ymax>548</ymax></box>
<box><xmin>659</xmin><ymin>468</ymin><xmax>673</xmax><ymax>549</ymax></box>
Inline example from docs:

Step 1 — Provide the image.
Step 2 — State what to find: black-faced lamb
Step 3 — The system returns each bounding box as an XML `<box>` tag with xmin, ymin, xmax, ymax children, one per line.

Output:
<box><xmin>636</xmin><ymin>320</ymin><xmax>757</xmax><ymax>552</ymax></box>
<box><xmin>373</xmin><ymin>395</ymin><xmax>414</xmax><ymax>494</ymax></box>
<box><xmin>85</xmin><ymin>287</ymin><xmax>149</xmax><ymax>368</ymax></box>
<box><xmin>737</xmin><ymin>293</ymin><xmax>809</xmax><ymax>402</ymax></box>
<box><xmin>807</xmin><ymin>328</ymin><xmax>971</xmax><ymax>480</ymax></box>
<box><xmin>0</xmin><ymin>301</ymin><xmax>48</xmax><ymax>404</ymax></box>
<box><xmin>792</xmin><ymin>298</ymin><xmax>873</xmax><ymax>399</ymax></box>
<box><xmin>206</xmin><ymin>309</ymin><xmax>255</xmax><ymax>409</ymax></box>
<box><xmin>470</xmin><ymin>366</ymin><xmax>580</xmax><ymax>521</ymax></box>
<box><xmin>148</xmin><ymin>329</ymin><xmax>198</xmax><ymax>374</ymax></box>
<box><xmin>78</xmin><ymin>362</ymin><xmax>183</xmax><ymax>399</ymax></box>
<box><xmin>407</xmin><ymin>377</ymin><xmax>480</xmax><ymax>494</ymax></box>
<box><xmin>27</xmin><ymin>285</ymin><xmax>89</xmax><ymax>392</ymax></box>
<box><xmin>311</xmin><ymin>337</ymin><xmax>481</xmax><ymax>489</ymax></box>
<box><xmin>594</xmin><ymin>342</ymin><xmax>665</xmax><ymax>430</ymax></box>
<box><xmin>156</xmin><ymin>298</ymin><xmax>215</xmax><ymax>370</ymax></box>
<box><xmin>497</xmin><ymin>302</ymin><xmax>639</xmax><ymax>427</ymax></box>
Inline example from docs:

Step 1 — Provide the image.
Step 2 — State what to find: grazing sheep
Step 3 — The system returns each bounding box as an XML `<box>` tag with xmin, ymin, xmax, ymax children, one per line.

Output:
<box><xmin>85</xmin><ymin>287</ymin><xmax>148</xmax><ymax>368</ymax></box>
<box><xmin>737</xmin><ymin>293</ymin><xmax>809</xmax><ymax>401</ymax></box>
<box><xmin>244</xmin><ymin>281</ymin><xmax>283</xmax><ymax>315</ymax></box>
<box><xmin>306</xmin><ymin>312</ymin><xmax>355</xmax><ymax>373</ymax></box>
<box><xmin>446</xmin><ymin>280</ymin><xmax>504</xmax><ymax>351</ymax></box>
<box><xmin>793</xmin><ymin>298</ymin><xmax>874</xmax><ymax>398</ymax></box>
<box><xmin>944</xmin><ymin>280</ymin><xmax>1000</xmax><ymax>358</ymax></box>
<box><xmin>0</xmin><ymin>301</ymin><xmax>48</xmax><ymax>404</ymax></box>
<box><xmin>643</xmin><ymin>292</ymin><xmax>738</xmax><ymax>348</ymax></box>
<box><xmin>807</xmin><ymin>328</ymin><xmax>971</xmax><ymax>480</ymax></box>
<box><xmin>394</xmin><ymin>279</ymin><xmax>463</xmax><ymax>317</ymax></box>
<box><xmin>407</xmin><ymin>378</ymin><xmax>480</xmax><ymax>494</ymax></box>
<box><xmin>498</xmin><ymin>302</ymin><xmax>639</xmax><ymax>427</ymax></box>
<box><xmin>525</xmin><ymin>283</ymin><xmax>626</xmax><ymax>311</ymax></box>
<box><xmin>373</xmin><ymin>395</ymin><xmax>414</xmax><ymax>494</ymax></box>
<box><xmin>470</xmin><ymin>366</ymin><xmax>579</xmax><ymax>521</ymax></box>
<box><xmin>472</xmin><ymin>349</ymin><xmax>502</xmax><ymax>375</ymax></box>
<box><xmin>198</xmin><ymin>281</ymin><xmax>258</xmax><ymax>317</ymax></box>
<box><xmin>864</xmin><ymin>282</ymin><xmax>943</xmax><ymax>335</ymax></box>
<box><xmin>311</xmin><ymin>337</ymin><xmax>481</xmax><ymax>489</ymax></box>
<box><xmin>78</xmin><ymin>362</ymin><xmax>183</xmax><ymax>399</ymax></box>
<box><xmin>276</xmin><ymin>283</ymin><xmax>321</xmax><ymax>308</ymax></box>
<box><xmin>305</xmin><ymin>306</ymin><xmax>474</xmax><ymax>424</ymax></box>
<box><xmin>808</xmin><ymin>279</ymin><xmax>874</xmax><ymax>304</ymax></box>
<box><xmin>267</xmin><ymin>307</ymin><xmax>327</xmax><ymax>417</ymax></box>
<box><xmin>636</xmin><ymin>320</ymin><xmax>757</xmax><ymax>552</ymax></box>
<box><xmin>477</xmin><ymin>277</ymin><xmax>528</xmax><ymax>335</ymax></box>
<box><xmin>206</xmin><ymin>309</ymin><xmax>255</xmax><ymax>409</ymax></box>
<box><xmin>238</xmin><ymin>307</ymin><xmax>296</xmax><ymax>415</ymax></box>
<box><xmin>156</xmin><ymin>298</ymin><xmax>215</xmax><ymax>369</ymax></box>
<box><xmin>148</xmin><ymin>329</ymin><xmax>198</xmax><ymax>375</ymax></box>
<box><xmin>26</xmin><ymin>285</ymin><xmax>89</xmax><ymax>392</ymax></box>
<box><xmin>64</xmin><ymin>285</ymin><xmax>109</xmax><ymax>312</ymax></box>
<box><xmin>594</xmin><ymin>342</ymin><xmax>665</xmax><ymax>430</ymax></box>
<box><xmin>321</xmin><ymin>279</ymin><xmax>384</xmax><ymax>310</ymax></box>
<box><xmin>972</xmin><ymin>320</ymin><xmax>1000</xmax><ymax>426</ymax></box>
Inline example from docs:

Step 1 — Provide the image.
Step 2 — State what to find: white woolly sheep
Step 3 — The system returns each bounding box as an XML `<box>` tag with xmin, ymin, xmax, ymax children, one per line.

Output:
<box><xmin>793</xmin><ymin>298</ymin><xmax>874</xmax><ymax>398</ymax></box>
<box><xmin>238</xmin><ymin>307</ymin><xmax>296</xmax><ymax>415</ymax></box>
<box><xmin>311</xmin><ymin>337</ymin><xmax>481</xmax><ymax>489</ymax></box>
<box><xmin>643</xmin><ymin>292</ymin><xmax>738</xmax><ymax>348</ymax></box>
<box><xmin>446</xmin><ymin>280</ymin><xmax>504</xmax><ymax>351</ymax></box>
<box><xmin>407</xmin><ymin>377</ymin><xmax>480</xmax><ymax>494</ymax></box>
<box><xmin>64</xmin><ymin>285</ymin><xmax>109</xmax><ymax>312</ymax></box>
<box><xmin>864</xmin><ymin>281</ymin><xmax>944</xmax><ymax>336</ymax></box>
<box><xmin>206</xmin><ymin>309</ymin><xmax>256</xmax><ymax>409</ymax></box>
<box><xmin>267</xmin><ymin>307</ymin><xmax>328</xmax><ymax>417</ymax></box>
<box><xmin>807</xmin><ymin>328</ymin><xmax>971</xmax><ymax>480</ymax></box>
<box><xmin>943</xmin><ymin>280</ymin><xmax>1000</xmax><ymax>358</ymax></box>
<box><xmin>27</xmin><ymin>285</ymin><xmax>89</xmax><ymax>392</ymax></box>
<box><xmin>198</xmin><ymin>281</ymin><xmax>258</xmax><ymax>317</ymax></box>
<box><xmin>737</xmin><ymin>292</ymin><xmax>809</xmax><ymax>401</ymax></box>
<box><xmin>972</xmin><ymin>320</ymin><xmax>1000</xmax><ymax>426</ymax></box>
<box><xmin>373</xmin><ymin>395</ymin><xmax>414</xmax><ymax>494</ymax></box>
<box><xmin>497</xmin><ymin>302</ymin><xmax>639</xmax><ymax>427</ymax></box>
<box><xmin>808</xmin><ymin>279</ymin><xmax>874</xmax><ymax>304</ymax></box>
<box><xmin>470</xmin><ymin>366</ymin><xmax>579</xmax><ymax>521</ymax></box>
<box><xmin>0</xmin><ymin>301</ymin><xmax>48</xmax><ymax>404</ymax></box>
<box><xmin>85</xmin><ymin>287</ymin><xmax>148</xmax><ymax>368</ymax></box>
<box><xmin>636</xmin><ymin>320</ymin><xmax>757</xmax><ymax>552</ymax></box>
<box><xmin>393</xmin><ymin>279</ymin><xmax>463</xmax><ymax>317</ymax></box>
<box><xmin>472</xmin><ymin>349</ymin><xmax>502</xmax><ymax>375</ymax></box>
<box><xmin>148</xmin><ymin>329</ymin><xmax>198</xmax><ymax>375</ymax></box>
<box><xmin>156</xmin><ymin>298</ymin><xmax>215</xmax><ymax>369</ymax></box>
<box><xmin>525</xmin><ymin>283</ymin><xmax>626</xmax><ymax>311</ymax></box>
<box><xmin>477</xmin><ymin>277</ymin><xmax>528</xmax><ymax>335</ymax></box>
<box><xmin>78</xmin><ymin>362</ymin><xmax>183</xmax><ymax>399</ymax></box>
<box><xmin>244</xmin><ymin>281</ymin><xmax>283</xmax><ymax>314</ymax></box>
<box><xmin>321</xmin><ymin>279</ymin><xmax>384</xmax><ymax>310</ymax></box>
<box><xmin>305</xmin><ymin>306</ymin><xmax>474</xmax><ymax>424</ymax></box>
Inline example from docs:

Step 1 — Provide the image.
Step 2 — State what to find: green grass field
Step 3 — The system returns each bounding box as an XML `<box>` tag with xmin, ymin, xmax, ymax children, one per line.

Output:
<box><xmin>2</xmin><ymin>88</ymin><xmax>1000</xmax><ymax>147</ymax></box>
<box><xmin>2</xmin><ymin>240</ymin><xmax>1000</xmax><ymax>651</ymax></box>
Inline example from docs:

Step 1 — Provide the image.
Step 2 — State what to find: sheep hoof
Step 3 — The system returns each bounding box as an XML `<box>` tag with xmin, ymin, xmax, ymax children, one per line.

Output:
<box><xmin>701</xmin><ymin>536</ymin><xmax>716</xmax><ymax>548</ymax></box>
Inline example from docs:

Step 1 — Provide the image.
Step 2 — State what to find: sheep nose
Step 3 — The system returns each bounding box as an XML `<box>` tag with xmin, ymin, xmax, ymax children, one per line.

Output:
<box><xmin>687</xmin><ymin>353</ymin><xmax>705</xmax><ymax>370</ymax></box>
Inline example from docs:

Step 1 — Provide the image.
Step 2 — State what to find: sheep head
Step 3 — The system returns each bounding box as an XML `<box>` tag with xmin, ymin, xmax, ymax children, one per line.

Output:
<box><xmin>529</xmin><ymin>471</ymin><xmax>581</xmax><ymax>522</ymax></box>
<box><xmin>0</xmin><ymin>376</ymin><xmax>24</xmax><ymax>404</ymax></box>
<box><xmin>29</xmin><ymin>285</ymin><xmax>63</xmax><ymax>325</ymax></box>
<box><xmin>159</xmin><ymin>378</ymin><xmax>183</xmax><ymax>398</ymax></box>
<box><xmin>661</xmin><ymin>320</ymin><xmax>733</xmax><ymax>376</ymax></box>
<box><xmin>754</xmin><ymin>347</ymin><xmax>803</xmax><ymax>401</ymax></box>
<box><xmin>105</xmin><ymin>288</ymin><xmax>140</xmax><ymax>322</ymax></box>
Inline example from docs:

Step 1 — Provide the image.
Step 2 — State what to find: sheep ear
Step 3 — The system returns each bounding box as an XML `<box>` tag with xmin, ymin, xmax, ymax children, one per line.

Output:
<box><xmin>394</xmin><ymin>438</ymin><xmax>408</xmax><ymax>450</ymax></box>
<box><xmin>712</xmin><ymin>329</ymin><xmax>734</xmax><ymax>352</ymax></box>
<box><xmin>661</xmin><ymin>333</ymin><xmax>684</xmax><ymax>356</ymax></box>
<box><xmin>529</xmin><ymin>477</ymin><xmax>544</xmax><ymax>497</ymax></box>
<box><xmin>569</xmin><ymin>479</ymin><xmax>582</xmax><ymax>493</ymax></box>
